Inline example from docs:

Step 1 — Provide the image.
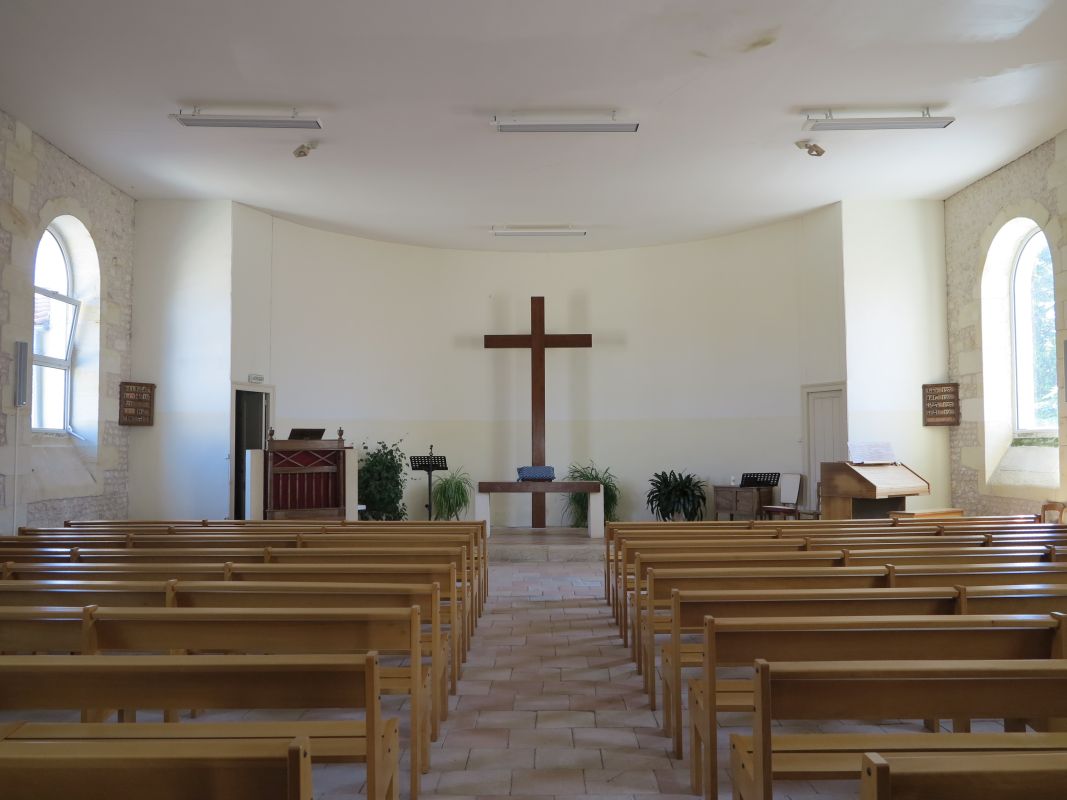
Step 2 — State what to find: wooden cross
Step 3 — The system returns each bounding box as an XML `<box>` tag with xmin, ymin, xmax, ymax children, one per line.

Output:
<box><xmin>484</xmin><ymin>296</ymin><xmax>592</xmax><ymax>527</ymax></box>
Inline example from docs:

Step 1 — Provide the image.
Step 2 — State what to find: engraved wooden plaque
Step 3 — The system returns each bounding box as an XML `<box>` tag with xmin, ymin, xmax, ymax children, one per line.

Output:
<box><xmin>119</xmin><ymin>381</ymin><xmax>156</xmax><ymax>426</ymax></box>
<box><xmin>922</xmin><ymin>382</ymin><xmax>960</xmax><ymax>426</ymax></box>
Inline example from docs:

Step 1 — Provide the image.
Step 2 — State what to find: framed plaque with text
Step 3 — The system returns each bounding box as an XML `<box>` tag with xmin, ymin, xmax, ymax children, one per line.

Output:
<box><xmin>922</xmin><ymin>382</ymin><xmax>960</xmax><ymax>426</ymax></box>
<box><xmin>119</xmin><ymin>381</ymin><xmax>155</xmax><ymax>426</ymax></box>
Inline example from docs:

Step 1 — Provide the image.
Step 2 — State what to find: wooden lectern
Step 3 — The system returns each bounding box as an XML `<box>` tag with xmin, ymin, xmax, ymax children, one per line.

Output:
<box><xmin>820</xmin><ymin>461</ymin><xmax>930</xmax><ymax>519</ymax></box>
<box><xmin>264</xmin><ymin>428</ymin><xmax>353</xmax><ymax>520</ymax></box>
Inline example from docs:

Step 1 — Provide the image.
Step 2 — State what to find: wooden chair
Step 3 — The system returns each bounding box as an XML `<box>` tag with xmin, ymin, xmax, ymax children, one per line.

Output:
<box><xmin>0</xmin><ymin>733</ymin><xmax>314</xmax><ymax>800</ymax></box>
<box><xmin>859</xmin><ymin>751</ymin><xmax>1067</xmax><ymax>800</ymax></box>
<box><xmin>760</xmin><ymin>473</ymin><xmax>802</xmax><ymax>520</ymax></box>
<box><xmin>1044</xmin><ymin>501</ymin><xmax>1066</xmax><ymax>523</ymax></box>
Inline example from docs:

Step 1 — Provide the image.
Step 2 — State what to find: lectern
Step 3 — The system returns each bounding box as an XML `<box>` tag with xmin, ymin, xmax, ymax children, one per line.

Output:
<box><xmin>820</xmin><ymin>461</ymin><xmax>930</xmax><ymax>519</ymax></box>
<box><xmin>263</xmin><ymin>428</ymin><xmax>354</xmax><ymax>520</ymax></box>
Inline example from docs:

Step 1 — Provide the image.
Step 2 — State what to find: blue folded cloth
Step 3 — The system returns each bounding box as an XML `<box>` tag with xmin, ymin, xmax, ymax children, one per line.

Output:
<box><xmin>517</xmin><ymin>465</ymin><xmax>555</xmax><ymax>482</ymax></box>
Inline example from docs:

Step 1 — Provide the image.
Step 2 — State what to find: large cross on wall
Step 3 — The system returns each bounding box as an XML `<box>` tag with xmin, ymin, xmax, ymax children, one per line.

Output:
<box><xmin>484</xmin><ymin>297</ymin><xmax>592</xmax><ymax>527</ymax></box>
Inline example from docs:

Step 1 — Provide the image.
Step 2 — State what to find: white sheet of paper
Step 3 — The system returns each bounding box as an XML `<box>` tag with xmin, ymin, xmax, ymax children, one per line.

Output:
<box><xmin>848</xmin><ymin>441</ymin><xmax>896</xmax><ymax>464</ymax></box>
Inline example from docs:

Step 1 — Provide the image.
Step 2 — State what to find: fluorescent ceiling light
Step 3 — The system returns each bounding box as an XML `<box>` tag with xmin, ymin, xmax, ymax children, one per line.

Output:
<box><xmin>492</xmin><ymin>226</ymin><xmax>587</xmax><ymax>237</ymax></box>
<box><xmin>170</xmin><ymin>109</ymin><xmax>322</xmax><ymax>130</ymax></box>
<box><xmin>493</xmin><ymin>113</ymin><xmax>638</xmax><ymax>133</ymax></box>
<box><xmin>802</xmin><ymin>108</ymin><xmax>954</xmax><ymax>131</ymax></box>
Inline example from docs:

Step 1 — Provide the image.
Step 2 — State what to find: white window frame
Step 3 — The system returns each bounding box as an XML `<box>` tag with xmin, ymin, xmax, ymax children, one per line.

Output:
<box><xmin>1009</xmin><ymin>226</ymin><xmax>1056</xmax><ymax>438</ymax></box>
<box><xmin>32</xmin><ymin>228</ymin><xmax>81</xmax><ymax>433</ymax></box>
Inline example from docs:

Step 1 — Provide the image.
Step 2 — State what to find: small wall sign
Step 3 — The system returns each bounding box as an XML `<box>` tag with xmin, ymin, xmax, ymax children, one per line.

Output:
<box><xmin>922</xmin><ymin>382</ymin><xmax>960</xmax><ymax>427</ymax></box>
<box><xmin>119</xmin><ymin>381</ymin><xmax>155</xmax><ymax>426</ymax></box>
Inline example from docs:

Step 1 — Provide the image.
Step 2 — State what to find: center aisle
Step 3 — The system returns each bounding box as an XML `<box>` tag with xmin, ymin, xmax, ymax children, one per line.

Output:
<box><xmin>420</xmin><ymin>563</ymin><xmax>691</xmax><ymax>799</ymax></box>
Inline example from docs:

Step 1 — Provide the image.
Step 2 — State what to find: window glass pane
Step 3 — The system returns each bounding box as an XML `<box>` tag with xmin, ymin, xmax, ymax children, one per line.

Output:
<box><xmin>32</xmin><ymin>364</ymin><xmax>66</xmax><ymax>430</ymax></box>
<box><xmin>34</xmin><ymin>230</ymin><xmax>69</xmax><ymax>294</ymax></box>
<box><xmin>33</xmin><ymin>291</ymin><xmax>76</xmax><ymax>360</ymax></box>
<box><xmin>1013</xmin><ymin>230</ymin><xmax>1056</xmax><ymax>431</ymax></box>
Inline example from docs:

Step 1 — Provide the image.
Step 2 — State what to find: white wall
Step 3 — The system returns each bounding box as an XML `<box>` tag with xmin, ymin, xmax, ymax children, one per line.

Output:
<box><xmin>130</xmin><ymin>200</ymin><xmax>232</xmax><ymax>518</ymax></box>
<box><xmin>841</xmin><ymin>199</ymin><xmax>951</xmax><ymax>508</ymax></box>
<box><xmin>239</xmin><ymin>207</ymin><xmax>847</xmax><ymax>525</ymax></box>
<box><xmin>231</xmin><ymin>204</ymin><xmax>274</xmax><ymax>385</ymax></box>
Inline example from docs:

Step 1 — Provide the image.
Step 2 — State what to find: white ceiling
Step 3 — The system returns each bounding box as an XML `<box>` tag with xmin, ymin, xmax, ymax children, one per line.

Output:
<box><xmin>1</xmin><ymin>0</ymin><xmax>1066</xmax><ymax>251</ymax></box>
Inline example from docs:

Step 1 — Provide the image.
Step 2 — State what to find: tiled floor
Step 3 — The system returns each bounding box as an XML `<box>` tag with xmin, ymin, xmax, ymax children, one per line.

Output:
<box><xmin>410</xmin><ymin>562</ymin><xmax>695</xmax><ymax>800</ymax></box>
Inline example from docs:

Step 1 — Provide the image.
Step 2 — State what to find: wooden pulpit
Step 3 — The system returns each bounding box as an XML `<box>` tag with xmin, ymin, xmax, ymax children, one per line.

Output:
<box><xmin>262</xmin><ymin>429</ymin><xmax>355</xmax><ymax>520</ymax></box>
<box><xmin>820</xmin><ymin>461</ymin><xmax>930</xmax><ymax>519</ymax></box>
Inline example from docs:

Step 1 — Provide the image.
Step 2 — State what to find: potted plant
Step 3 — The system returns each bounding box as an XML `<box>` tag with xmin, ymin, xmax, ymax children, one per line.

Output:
<box><xmin>432</xmin><ymin>468</ymin><xmax>474</xmax><ymax>520</ymax></box>
<box><xmin>646</xmin><ymin>470</ymin><xmax>708</xmax><ymax>521</ymax></box>
<box><xmin>358</xmin><ymin>440</ymin><xmax>409</xmax><ymax>520</ymax></box>
<box><xmin>564</xmin><ymin>461</ymin><xmax>621</xmax><ymax>527</ymax></box>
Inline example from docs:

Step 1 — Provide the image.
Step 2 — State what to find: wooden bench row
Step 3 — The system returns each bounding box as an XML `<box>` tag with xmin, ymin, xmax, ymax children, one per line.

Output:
<box><xmin>606</xmin><ymin>522</ymin><xmax>1066</xmax><ymax>612</ymax></box>
<box><xmin>6</xmin><ymin>527</ymin><xmax>488</xmax><ymax>616</ymax></box>
<box><xmin>0</xmin><ymin>604</ymin><xmax>430</xmax><ymax>797</ymax></box>
<box><xmin>0</xmin><ymin>653</ymin><xmax>399</xmax><ymax>800</ymax></box>
<box><xmin>728</xmin><ymin>658</ymin><xmax>1067</xmax><ymax>800</ymax></box>
<box><xmin>682</xmin><ymin>612</ymin><xmax>1066</xmax><ymax>794</ymax></box>
<box><xmin>628</xmin><ymin>551</ymin><xmax>1067</xmax><ymax>661</ymax></box>
<box><xmin>0</xmin><ymin>731</ymin><xmax>317</xmax><ymax>800</ymax></box>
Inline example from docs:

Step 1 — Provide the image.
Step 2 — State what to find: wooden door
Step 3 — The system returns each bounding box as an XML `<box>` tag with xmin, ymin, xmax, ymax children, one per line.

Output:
<box><xmin>804</xmin><ymin>385</ymin><xmax>847</xmax><ymax>509</ymax></box>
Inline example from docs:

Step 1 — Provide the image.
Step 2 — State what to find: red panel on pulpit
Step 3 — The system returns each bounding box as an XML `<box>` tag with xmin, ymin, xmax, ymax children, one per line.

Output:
<box><xmin>264</xmin><ymin>437</ymin><xmax>350</xmax><ymax>520</ymax></box>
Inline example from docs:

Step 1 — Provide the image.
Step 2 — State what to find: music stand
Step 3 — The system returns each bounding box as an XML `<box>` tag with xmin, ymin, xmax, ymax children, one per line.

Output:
<box><xmin>410</xmin><ymin>446</ymin><xmax>448</xmax><ymax>520</ymax></box>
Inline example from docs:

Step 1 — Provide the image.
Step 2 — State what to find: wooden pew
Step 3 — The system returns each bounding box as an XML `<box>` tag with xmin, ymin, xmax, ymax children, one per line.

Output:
<box><xmin>859</xmin><ymin>751</ymin><xmax>1067</xmax><ymax>800</ymax></box>
<box><xmin>26</xmin><ymin>521</ymin><xmax>489</xmax><ymax>612</ymax></box>
<box><xmin>24</xmin><ymin>522</ymin><xmax>490</xmax><ymax>618</ymax></box>
<box><xmin>0</xmin><ymin>561</ymin><xmax>468</xmax><ymax>669</ymax></box>
<box><xmin>654</xmin><ymin>584</ymin><xmax>1067</xmax><ymax>719</ymax></box>
<box><xmin>0</xmin><ymin>731</ymin><xmax>315</xmax><ymax>800</ymax></box>
<box><xmin>627</xmin><ymin>548</ymin><xmax>1056</xmax><ymax>664</ymax></box>
<box><xmin>0</xmin><ymin>604</ymin><xmax>432</xmax><ymax>783</ymax></box>
<box><xmin>0</xmin><ymin>578</ymin><xmax>455</xmax><ymax>703</ymax></box>
<box><xmin>637</xmin><ymin>561</ymin><xmax>1067</xmax><ymax>689</ymax></box>
<box><xmin>729</xmin><ymin>659</ymin><xmax>1067</xmax><ymax>800</ymax></box>
<box><xmin>684</xmin><ymin>613</ymin><xmax>1065</xmax><ymax>795</ymax></box>
<box><xmin>0</xmin><ymin>653</ymin><xmax>399</xmax><ymax>800</ymax></box>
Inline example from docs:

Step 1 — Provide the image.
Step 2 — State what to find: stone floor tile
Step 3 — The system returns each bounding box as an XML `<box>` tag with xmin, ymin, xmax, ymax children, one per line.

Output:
<box><xmin>435</xmin><ymin>769</ymin><xmax>511</xmax><ymax>796</ymax></box>
<box><xmin>475</xmin><ymin>710</ymin><xmax>537</xmax><ymax>729</ymax></box>
<box><xmin>466</xmin><ymin>748</ymin><xmax>535</xmax><ymax>770</ymax></box>
<box><xmin>582</xmin><ymin>769</ymin><xmax>661</xmax><ymax>794</ymax></box>
<box><xmin>536</xmin><ymin>709</ymin><xmax>597</xmax><ymax>728</ymax></box>
<box><xmin>510</xmin><ymin>767</ymin><xmax>587</xmax><ymax>794</ymax></box>
<box><xmin>442</xmin><ymin>729</ymin><xmax>510</xmax><ymax>749</ymax></box>
<box><xmin>508</xmin><ymin>728</ymin><xmax>575</xmax><ymax>748</ymax></box>
<box><xmin>535</xmin><ymin>746</ymin><xmax>604</xmax><ymax>769</ymax></box>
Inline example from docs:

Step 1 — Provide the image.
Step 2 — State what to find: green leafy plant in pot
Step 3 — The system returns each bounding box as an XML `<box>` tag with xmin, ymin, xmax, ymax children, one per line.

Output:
<box><xmin>564</xmin><ymin>461</ymin><xmax>621</xmax><ymax>527</ymax></box>
<box><xmin>358</xmin><ymin>440</ymin><xmax>409</xmax><ymax>520</ymax></box>
<box><xmin>646</xmin><ymin>470</ymin><xmax>708</xmax><ymax>521</ymax></box>
<box><xmin>432</xmin><ymin>468</ymin><xmax>474</xmax><ymax>520</ymax></box>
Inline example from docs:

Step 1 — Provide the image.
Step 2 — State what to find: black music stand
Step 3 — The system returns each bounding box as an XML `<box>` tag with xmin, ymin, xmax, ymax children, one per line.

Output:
<box><xmin>410</xmin><ymin>446</ymin><xmax>448</xmax><ymax>520</ymax></box>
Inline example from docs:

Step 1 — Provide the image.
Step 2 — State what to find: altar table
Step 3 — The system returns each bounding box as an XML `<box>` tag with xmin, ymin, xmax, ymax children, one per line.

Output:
<box><xmin>475</xmin><ymin>481</ymin><xmax>604</xmax><ymax>538</ymax></box>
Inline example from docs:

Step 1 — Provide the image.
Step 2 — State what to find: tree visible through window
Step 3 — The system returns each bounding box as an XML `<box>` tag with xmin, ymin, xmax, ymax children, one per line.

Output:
<box><xmin>32</xmin><ymin>229</ymin><xmax>80</xmax><ymax>431</ymax></box>
<box><xmin>1012</xmin><ymin>229</ymin><xmax>1056</xmax><ymax>432</ymax></box>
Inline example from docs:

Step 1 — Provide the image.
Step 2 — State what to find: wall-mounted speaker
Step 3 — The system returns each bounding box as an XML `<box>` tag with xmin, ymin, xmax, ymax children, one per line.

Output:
<box><xmin>14</xmin><ymin>341</ymin><xmax>29</xmax><ymax>408</ymax></box>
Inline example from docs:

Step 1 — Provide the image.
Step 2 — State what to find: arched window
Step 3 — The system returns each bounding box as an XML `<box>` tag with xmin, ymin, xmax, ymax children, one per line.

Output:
<box><xmin>32</xmin><ymin>228</ymin><xmax>81</xmax><ymax>431</ymax></box>
<box><xmin>1011</xmin><ymin>228</ymin><xmax>1056</xmax><ymax>434</ymax></box>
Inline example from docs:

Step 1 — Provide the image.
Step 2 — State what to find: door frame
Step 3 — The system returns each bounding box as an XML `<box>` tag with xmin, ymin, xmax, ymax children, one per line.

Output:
<box><xmin>229</xmin><ymin>382</ymin><xmax>276</xmax><ymax>520</ymax></box>
<box><xmin>801</xmin><ymin>381</ymin><xmax>848</xmax><ymax>509</ymax></box>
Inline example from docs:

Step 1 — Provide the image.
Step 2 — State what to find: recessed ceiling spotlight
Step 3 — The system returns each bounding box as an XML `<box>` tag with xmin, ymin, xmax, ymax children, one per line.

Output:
<box><xmin>492</xmin><ymin>226</ymin><xmax>588</xmax><ymax>237</ymax></box>
<box><xmin>492</xmin><ymin>111</ymin><xmax>638</xmax><ymax>133</ymax></box>
<box><xmin>802</xmin><ymin>107</ymin><xmax>954</xmax><ymax>131</ymax></box>
<box><xmin>170</xmin><ymin>107</ymin><xmax>323</xmax><ymax>130</ymax></box>
<box><xmin>795</xmin><ymin>140</ymin><xmax>825</xmax><ymax>157</ymax></box>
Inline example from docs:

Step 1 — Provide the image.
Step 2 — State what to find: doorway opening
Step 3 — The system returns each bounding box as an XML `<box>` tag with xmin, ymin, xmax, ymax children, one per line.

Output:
<box><xmin>233</xmin><ymin>387</ymin><xmax>272</xmax><ymax>519</ymax></box>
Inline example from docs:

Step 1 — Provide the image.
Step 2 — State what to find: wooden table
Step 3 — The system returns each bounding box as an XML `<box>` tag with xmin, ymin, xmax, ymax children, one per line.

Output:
<box><xmin>475</xmin><ymin>481</ymin><xmax>604</xmax><ymax>538</ymax></box>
